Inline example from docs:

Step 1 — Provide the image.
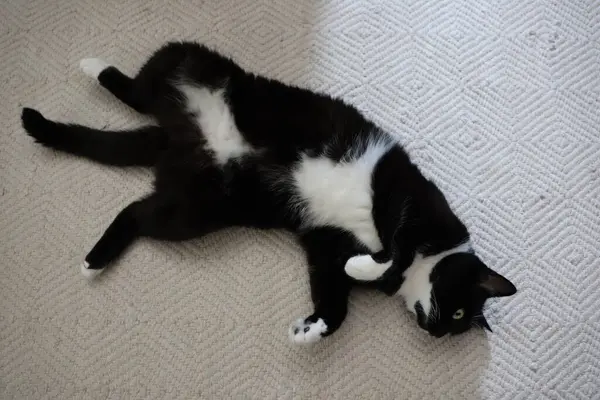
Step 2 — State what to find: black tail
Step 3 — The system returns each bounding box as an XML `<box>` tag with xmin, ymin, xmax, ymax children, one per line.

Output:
<box><xmin>21</xmin><ymin>108</ymin><xmax>166</xmax><ymax>166</ymax></box>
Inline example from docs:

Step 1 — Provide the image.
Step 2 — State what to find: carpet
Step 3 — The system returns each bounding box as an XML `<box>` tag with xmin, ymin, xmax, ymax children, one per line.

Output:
<box><xmin>1</xmin><ymin>0</ymin><xmax>599</xmax><ymax>398</ymax></box>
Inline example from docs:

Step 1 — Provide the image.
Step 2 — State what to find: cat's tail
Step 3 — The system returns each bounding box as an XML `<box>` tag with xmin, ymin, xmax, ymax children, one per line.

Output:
<box><xmin>21</xmin><ymin>108</ymin><xmax>166</xmax><ymax>167</ymax></box>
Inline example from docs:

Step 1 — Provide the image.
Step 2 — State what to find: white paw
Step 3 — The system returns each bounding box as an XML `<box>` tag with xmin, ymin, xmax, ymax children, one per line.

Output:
<box><xmin>79</xmin><ymin>58</ymin><xmax>109</xmax><ymax>79</ymax></box>
<box><xmin>344</xmin><ymin>254</ymin><xmax>392</xmax><ymax>281</ymax></box>
<box><xmin>289</xmin><ymin>318</ymin><xmax>327</xmax><ymax>345</ymax></box>
<box><xmin>80</xmin><ymin>261</ymin><xmax>103</xmax><ymax>279</ymax></box>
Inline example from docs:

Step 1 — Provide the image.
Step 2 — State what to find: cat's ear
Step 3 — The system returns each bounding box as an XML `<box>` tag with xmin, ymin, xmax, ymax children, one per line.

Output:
<box><xmin>474</xmin><ymin>315</ymin><xmax>492</xmax><ymax>332</ymax></box>
<box><xmin>478</xmin><ymin>267</ymin><xmax>517</xmax><ymax>298</ymax></box>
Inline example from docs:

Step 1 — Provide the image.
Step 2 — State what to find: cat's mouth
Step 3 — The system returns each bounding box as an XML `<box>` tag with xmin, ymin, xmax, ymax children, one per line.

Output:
<box><xmin>414</xmin><ymin>301</ymin><xmax>427</xmax><ymax>328</ymax></box>
<box><xmin>415</xmin><ymin>301</ymin><xmax>447</xmax><ymax>338</ymax></box>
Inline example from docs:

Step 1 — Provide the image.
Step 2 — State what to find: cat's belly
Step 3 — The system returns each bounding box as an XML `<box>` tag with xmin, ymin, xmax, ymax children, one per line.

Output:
<box><xmin>292</xmin><ymin>140</ymin><xmax>392</xmax><ymax>252</ymax></box>
<box><xmin>178</xmin><ymin>84</ymin><xmax>255</xmax><ymax>164</ymax></box>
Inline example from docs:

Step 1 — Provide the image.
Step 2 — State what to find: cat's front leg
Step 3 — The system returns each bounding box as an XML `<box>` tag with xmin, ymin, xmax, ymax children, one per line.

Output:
<box><xmin>288</xmin><ymin>261</ymin><xmax>351</xmax><ymax>344</ymax></box>
<box><xmin>291</xmin><ymin>228</ymin><xmax>361</xmax><ymax>345</ymax></box>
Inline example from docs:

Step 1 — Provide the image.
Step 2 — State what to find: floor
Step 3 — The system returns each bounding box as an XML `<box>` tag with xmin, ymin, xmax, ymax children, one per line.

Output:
<box><xmin>1</xmin><ymin>0</ymin><xmax>599</xmax><ymax>398</ymax></box>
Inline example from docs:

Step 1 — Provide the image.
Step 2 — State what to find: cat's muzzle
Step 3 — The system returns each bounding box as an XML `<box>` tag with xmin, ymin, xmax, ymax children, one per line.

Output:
<box><xmin>415</xmin><ymin>301</ymin><xmax>446</xmax><ymax>338</ymax></box>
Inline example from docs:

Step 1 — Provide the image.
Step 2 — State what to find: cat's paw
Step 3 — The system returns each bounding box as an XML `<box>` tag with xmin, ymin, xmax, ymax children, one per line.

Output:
<box><xmin>344</xmin><ymin>254</ymin><xmax>392</xmax><ymax>281</ymax></box>
<box><xmin>80</xmin><ymin>261</ymin><xmax>104</xmax><ymax>280</ymax></box>
<box><xmin>289</xmin><ymin>317</ymin><xmax>327</xmax><ymax>345</ymax></box>
<box><xmin>79</xmin><ymin>58</ymin><xmax>109</xmax><ymax>79</ymax></box>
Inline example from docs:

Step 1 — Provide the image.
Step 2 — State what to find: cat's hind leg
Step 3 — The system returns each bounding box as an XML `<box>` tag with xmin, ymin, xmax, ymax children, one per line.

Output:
<box><xmin>79</xmin><ymin>58</ymin><xmax>150</xmax><ymax>114</ymax></box>
<box><xmin>79</xmin><ymin>43</ymin><xmax>191</xmax><ymax>114</ymax></box>
<box><xmin>82</xmin><ymin>189</ymin><xmax>228</xmax><ymax>279</ymax></box>
<box><xmin>81</xmin><ymin>197</ymin><xmax>152</xmax><ymax>279</ymax></box>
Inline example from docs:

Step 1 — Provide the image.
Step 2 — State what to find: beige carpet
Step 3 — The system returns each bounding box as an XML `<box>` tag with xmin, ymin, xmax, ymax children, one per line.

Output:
<box><xmin>2</xmin><ymin>0</ymin><xmax>600</xmax><ymax>398</ymax></box>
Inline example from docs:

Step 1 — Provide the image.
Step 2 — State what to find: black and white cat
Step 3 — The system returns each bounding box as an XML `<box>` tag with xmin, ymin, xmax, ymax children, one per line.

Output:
<box><xmin>21</xmin><ymin>41</ymin><xmax>516</xmax><ymax>344</ymax></box>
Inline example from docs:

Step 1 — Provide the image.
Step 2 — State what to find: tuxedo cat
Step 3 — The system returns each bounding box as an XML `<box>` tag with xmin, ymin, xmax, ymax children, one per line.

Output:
<box><xmin>21</xmin><ymin>41</ymin><xmax>516</xmax><ymax>344</ymax></box>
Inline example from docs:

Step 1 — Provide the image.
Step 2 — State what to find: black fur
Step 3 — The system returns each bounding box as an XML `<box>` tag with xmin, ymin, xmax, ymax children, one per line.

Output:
<box><xmin>22</xmin><ymin>108</ymin><xmax>166</xmax><ymax>166</ymax></box>
<box><xmin>21</xmin><ymin>41</ymin><xmax>516</xmax><ymax>341</ymax></box>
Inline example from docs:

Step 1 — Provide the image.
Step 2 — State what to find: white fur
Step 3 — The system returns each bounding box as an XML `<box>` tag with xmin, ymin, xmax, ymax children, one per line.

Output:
<box><xmin>292</xmin><ymin>139</ymin><xmax>392</xmax><ymax>252</ymax></box>
<box><xmin>398</xmin><ymin>242</ymin><xmax>472</xmax><ymax>316</ymax></box>
<box><xmin>80</xmin><ymin>58</ymin><xmax>110</xmax><ymax>79</ymax></box>
<box><xmin>80</xmin><ymin>261</ymin><xmax>103</xmax><ymax>279</ymax></box>
<box><xmin>344</xmin><ymin>255</ymin><xmax>392</xmax><ymax>281</ymax></box>
<box><xmin>178</xmin><ymin>84</ymin><xmax>254</xmax><ymax>165</ymax></box>
<box><xmin>289</xmin><ymin>318</ymin><xmax>328</xmax><ymax>344</ymax></box>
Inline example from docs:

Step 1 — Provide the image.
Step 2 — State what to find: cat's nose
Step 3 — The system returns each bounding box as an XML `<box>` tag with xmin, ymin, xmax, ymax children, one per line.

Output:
<box><xmin>429</xmin><ymin>330</ymin><xmax>446</xmax><ymax>338</ymax></box>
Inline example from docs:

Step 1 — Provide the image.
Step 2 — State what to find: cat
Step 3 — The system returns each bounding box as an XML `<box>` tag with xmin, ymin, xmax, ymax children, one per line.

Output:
<box><xmin>21</xmin><ymin>41</ymin><xmax>516</xmax><ymax>344</ymax></box>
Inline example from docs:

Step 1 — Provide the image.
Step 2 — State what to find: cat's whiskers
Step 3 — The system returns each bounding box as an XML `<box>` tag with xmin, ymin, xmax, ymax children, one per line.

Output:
<box><xmin>430</xmin><ymin>291</ymin><xmax>440</xmax><ymax>323</ymax></box>
<box><xmin>471</xmin><ymin>314</ymin><xmax>485</xmax><ymax>330</ymax></box>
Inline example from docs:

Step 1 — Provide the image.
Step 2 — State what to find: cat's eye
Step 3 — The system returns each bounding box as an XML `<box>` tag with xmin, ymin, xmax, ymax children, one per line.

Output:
<box><xmin>452</xmin><ymin>309</ymin><xmax>465</xmax><ymax>320</ymax></box>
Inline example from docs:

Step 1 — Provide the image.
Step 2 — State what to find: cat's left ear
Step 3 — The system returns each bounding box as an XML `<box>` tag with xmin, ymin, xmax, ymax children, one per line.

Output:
<box><xmin>478</xmin><ymin>267</ymin><xmax>517</xmax><ymax>298</ymax></box>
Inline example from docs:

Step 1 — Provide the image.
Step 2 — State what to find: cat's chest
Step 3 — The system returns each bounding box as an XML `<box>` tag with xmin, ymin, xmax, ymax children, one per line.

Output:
<box><xmin>292</xmin><ymin>142</ymin><xmax>391</xmax><ymax>252</ymax></box>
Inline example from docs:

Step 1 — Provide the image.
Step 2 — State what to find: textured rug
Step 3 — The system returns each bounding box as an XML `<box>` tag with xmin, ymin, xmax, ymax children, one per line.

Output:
<box><xmin>1</xmin><ymin>0</ymin><xmax>600</xmax><ymax>398</ymax></box>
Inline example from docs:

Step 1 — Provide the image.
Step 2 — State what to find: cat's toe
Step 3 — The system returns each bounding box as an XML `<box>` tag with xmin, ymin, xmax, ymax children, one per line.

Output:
<box><xmin>80</xmin><ymin>261</ymin><xmax>104</xmax><ymax>280</ymax></box>
<box><xmin>289</xmin><ymin>317</ymin><xmax>327</xmax><ymax>344</ymax></box>
<box><xmin>79</xmin><ymin>58</ymin><xmax>109</xmax><ymax>79</ymax></box>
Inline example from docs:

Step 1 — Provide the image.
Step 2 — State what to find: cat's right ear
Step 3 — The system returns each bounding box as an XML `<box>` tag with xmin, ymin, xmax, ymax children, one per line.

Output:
<box><xmin>478</xmin><ymin>267</ymin><xmax>517</xmax><ymax>298</ymax></box>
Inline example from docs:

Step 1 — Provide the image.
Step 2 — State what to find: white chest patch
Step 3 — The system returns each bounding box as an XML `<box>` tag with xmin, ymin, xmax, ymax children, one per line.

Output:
<box><xmin>398</xmin><ymin>242</ymin><xmax>472</xmax><ymax>317</ymax></box>
<box><xmin>178</xmin><ymin>84</ymin><xmax>254</xmax><ymax>165</ymax></box>
<box><xmin>292</xmin><ymin>139</ymin><xmax>392</xmax><ymax>252</ymax></box>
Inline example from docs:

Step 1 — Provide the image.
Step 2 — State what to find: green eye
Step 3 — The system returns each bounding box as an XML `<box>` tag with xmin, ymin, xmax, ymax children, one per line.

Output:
<box><xmin>452</xmin><ymin>309</ymin><xmax>465</xmax><ymax>320</ymax></box>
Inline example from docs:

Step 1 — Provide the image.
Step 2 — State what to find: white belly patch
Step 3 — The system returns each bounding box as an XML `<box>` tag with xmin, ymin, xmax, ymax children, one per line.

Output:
<box><xmin>292</xmin><ymin>139</ymin><xmax>392</xmax><ymax>252</ymax></box>
<box><xmin>178</xmin><ymin>84</ymin><xmax>254</xmax><ymax>164</ymax></box>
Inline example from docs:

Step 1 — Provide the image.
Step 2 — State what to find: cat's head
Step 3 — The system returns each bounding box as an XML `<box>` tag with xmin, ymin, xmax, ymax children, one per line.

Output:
<box><xmin>410</xmin><ymin>251</ymin><xmax>516</xmax><ymax>337</ymax></box>
<box><xmin>346</xmin><ymin>248</ymin><xmax>516</xmax><ymax>337</ymax></box>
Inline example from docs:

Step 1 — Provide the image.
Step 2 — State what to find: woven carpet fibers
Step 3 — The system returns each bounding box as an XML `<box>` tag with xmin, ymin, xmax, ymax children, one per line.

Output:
<box><xmin>1</xmin><ymin>0</ymin><xmax>600</xmax><ymax>398</ymax></box>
